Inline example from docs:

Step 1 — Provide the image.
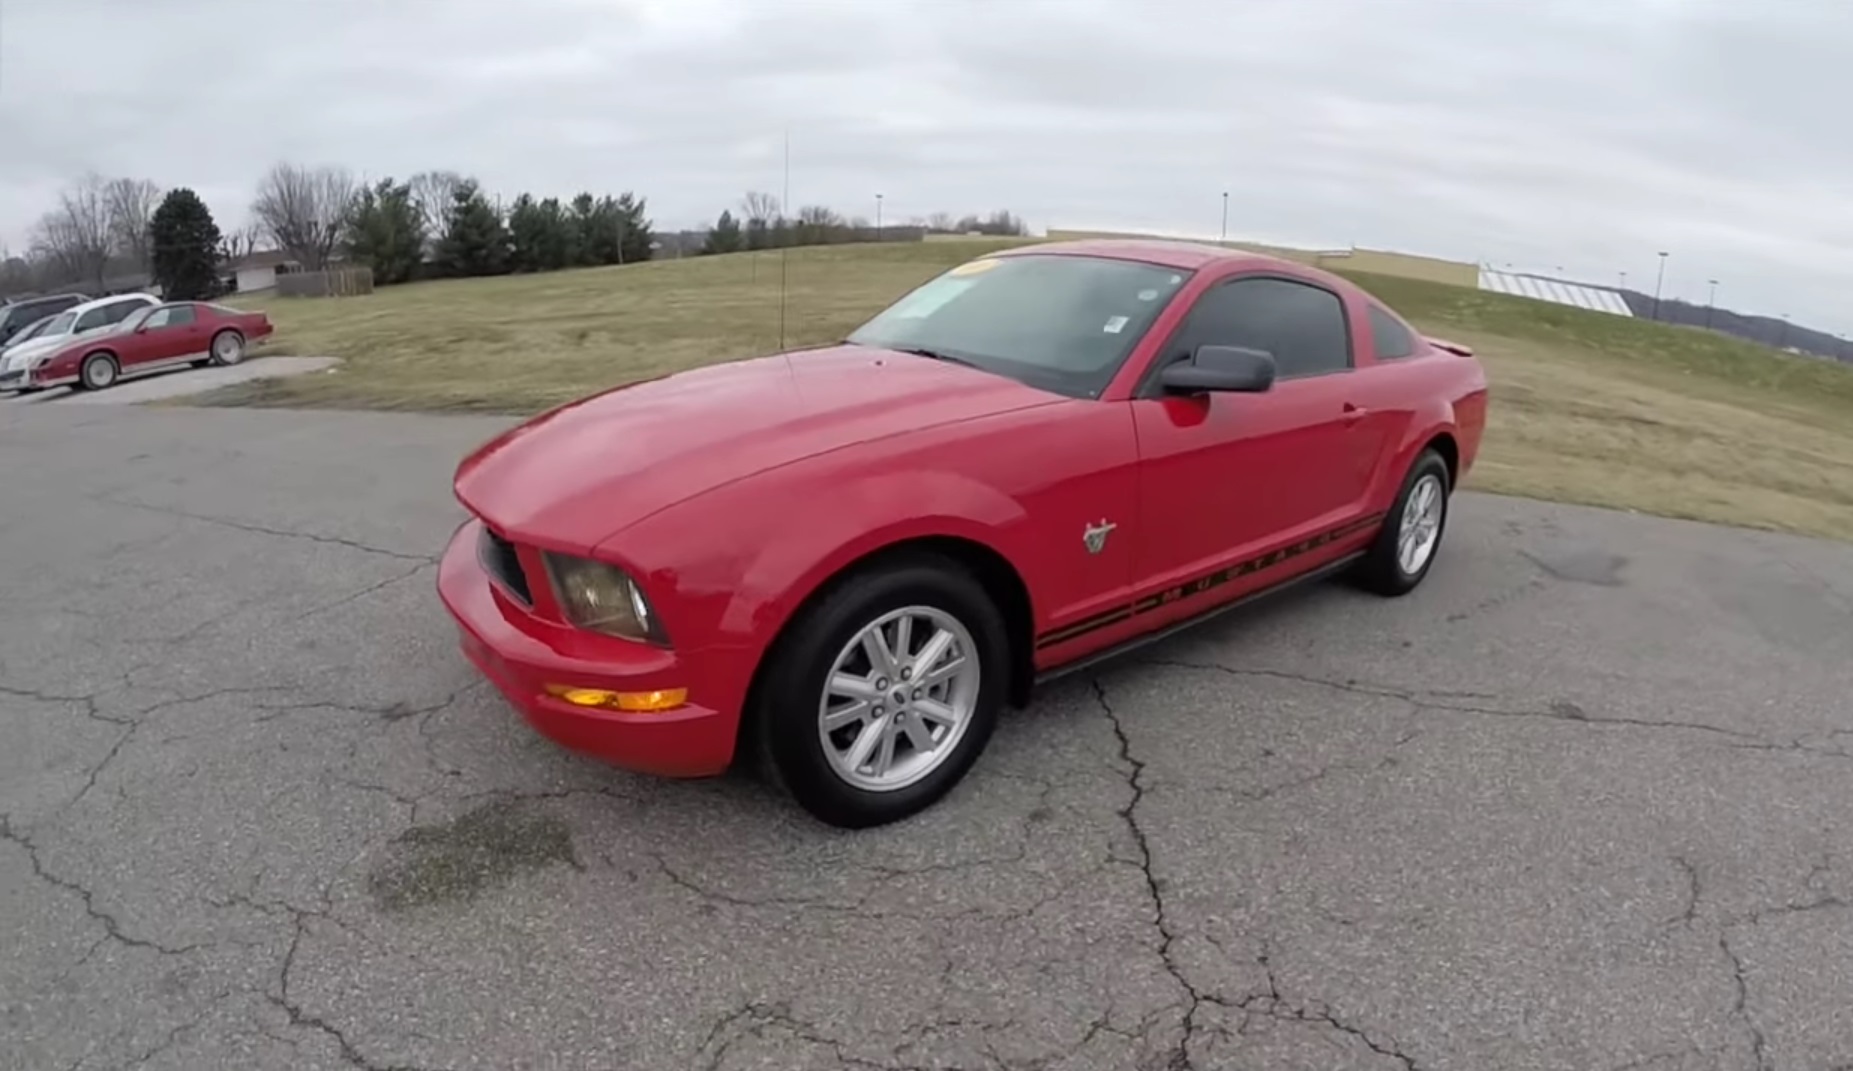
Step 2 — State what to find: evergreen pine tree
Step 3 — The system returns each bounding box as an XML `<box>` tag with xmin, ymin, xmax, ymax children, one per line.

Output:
<box><xmin>341</xmin><ymin>177</ymin><xmax>426</xmax><ymax>285</ymax></box>
<box><xmin>148</xmin><ymin>188</ymin><xmax>224</xmax><ymax>300</ymax></box>
<box><xmin>435</xmin><ymin>181</ymin><xmax>511</xmax><ymax>277</ymax></box>
<box><xmin>702</xmin><ymin>210</ymin><xmax>743</xmax><ymax>255</ymax></box>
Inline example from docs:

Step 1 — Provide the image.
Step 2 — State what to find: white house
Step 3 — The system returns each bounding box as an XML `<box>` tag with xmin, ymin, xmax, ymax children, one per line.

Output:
<box><xmin>228</xmin><ymin>250</ymin><xmax>302</xmax><ymax>294</ymax></box>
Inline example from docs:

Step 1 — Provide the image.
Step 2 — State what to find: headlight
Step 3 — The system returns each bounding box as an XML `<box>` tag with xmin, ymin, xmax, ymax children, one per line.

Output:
<box><xmin>543</xmin><ymin>552</ymin><xmax>667</xmax><ymax>644</ymax></box>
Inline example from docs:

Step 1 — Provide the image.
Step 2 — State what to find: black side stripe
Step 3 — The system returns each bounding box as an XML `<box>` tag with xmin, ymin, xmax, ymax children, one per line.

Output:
<box><xmin>1034</xmin><ymin>512</ymin><xmax>1386</xmax><ymax>651</ymax></box>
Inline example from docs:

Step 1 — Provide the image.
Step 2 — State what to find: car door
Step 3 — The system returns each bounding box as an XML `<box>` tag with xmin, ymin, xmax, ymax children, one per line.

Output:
<box><xmin>127</xmin><ymin>305</ymin><xmax>204</xmax><ymax>369</ymax></box>
<box><xmin>1127</xmin><ymin>273</ymin><xmax>1367</xmax><ymax>613</ymax></box>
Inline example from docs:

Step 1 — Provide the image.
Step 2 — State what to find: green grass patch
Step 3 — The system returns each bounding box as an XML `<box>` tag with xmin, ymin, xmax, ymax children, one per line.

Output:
<box><xmin>191</xmin><ymin>239</ymin><xmax>1853</xmax><ymax>543</ymax></box>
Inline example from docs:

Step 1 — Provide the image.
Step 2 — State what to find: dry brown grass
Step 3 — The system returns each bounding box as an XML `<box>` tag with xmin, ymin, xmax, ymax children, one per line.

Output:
<box><xmin>192</xmin><ymin>240</ymin><xmax>1853</xmax><ymax>543</ymax></box>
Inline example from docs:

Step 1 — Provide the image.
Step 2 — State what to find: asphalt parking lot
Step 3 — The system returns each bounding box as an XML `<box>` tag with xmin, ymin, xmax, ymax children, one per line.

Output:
<box><xmin>4</xmin><ymin>403</ymin><xmax>1851</xmax><ymax>1071</ymax></box>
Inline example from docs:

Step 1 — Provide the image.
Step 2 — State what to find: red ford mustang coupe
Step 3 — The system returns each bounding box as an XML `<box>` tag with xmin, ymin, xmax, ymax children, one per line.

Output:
<box><xmin>437</xmin><ymin>239</ymin><xmax>1489</xmax><ymax>828</ymax></box>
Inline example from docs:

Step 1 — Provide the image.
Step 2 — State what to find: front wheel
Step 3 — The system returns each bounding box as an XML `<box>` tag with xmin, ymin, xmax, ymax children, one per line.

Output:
<box><xmin>79</xmin><ymin>353</ymin><xmax>119</xmax><ymax>391</ymax></box>
<box><xmin>1352</xmin><ymin>448</ymin><xmax>1451</xmax><ymax>597</ymax></box>
<box><xmin>754</xmin><ymin>555</ymin><xmax>1009</xmax><ymax>829</ymax></box>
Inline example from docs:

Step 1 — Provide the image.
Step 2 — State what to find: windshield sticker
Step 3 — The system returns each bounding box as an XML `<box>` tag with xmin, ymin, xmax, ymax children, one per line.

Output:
<box><xmin>884</xmin><ymin>277</ymin><xmax>977</xmax><ymax>319</ymax></box>
<box><xmin>1137</xmin><ymin>289</ymin><xmax>1160</xmax><ymax>301</ymax></box>
<box><xmin>947</xmin><ymin>258</ymin><xmax>1000</xmax><ymax>277</ymax></box>
<box><xmin>1102</xmin><ymin>315</ymin><xmax>1129</xmax><ymax>334</ymax></box>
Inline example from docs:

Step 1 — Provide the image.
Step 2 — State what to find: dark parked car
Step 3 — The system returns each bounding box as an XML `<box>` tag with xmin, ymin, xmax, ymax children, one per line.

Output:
<box><xmin>0</xmin><ymin>293</ymin><xmax>89</xmax><ymax>347</ymax></box>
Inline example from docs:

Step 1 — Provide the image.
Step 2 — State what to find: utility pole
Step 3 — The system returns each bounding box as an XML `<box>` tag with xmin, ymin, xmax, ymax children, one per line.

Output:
<box><xmin>1651</xmin><ymin>251</ymin><xmax>1669</xmax><ymax>320</ymax></box>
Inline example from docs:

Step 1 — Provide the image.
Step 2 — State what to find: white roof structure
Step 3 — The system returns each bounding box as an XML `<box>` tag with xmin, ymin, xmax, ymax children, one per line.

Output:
<box><xmin>1478</xmin><ymin>268</ymin><xmax>1633</xmax><ymax>317</ymax></box>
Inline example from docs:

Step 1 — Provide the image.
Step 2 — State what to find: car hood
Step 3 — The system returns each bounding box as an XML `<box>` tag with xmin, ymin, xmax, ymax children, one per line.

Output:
<box><xmin>454</xmin><ymin>344</ymin><xmax>1067</xmax><ymax>552</ymax></box>
<box><xmin>0</xmin><ymin>335</ymin><xmax>69</xmax><ymax>369</ymax></box>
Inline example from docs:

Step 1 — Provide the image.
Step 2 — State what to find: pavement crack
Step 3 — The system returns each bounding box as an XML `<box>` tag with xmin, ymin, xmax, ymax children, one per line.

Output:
<box><xmin>1233</xmin><ymin>949</ymin><xmax>1422</xmax><ymax>1071</ymax></box>
<box><xmin>0</xmin><ymin>813</ymin><xmax>200</xmax><ymax>959</ymax></box>
<box><xmin>1664</xmin><ymin>856</ymin><xmax>1702</xmax><ymax>929</ymax></box>
<box><xmin>1719</xmin><ymin>933</ymin><xmax>1771</xmax><ymax>1071</ymax></box>
<box><xmin>267</xmin><ymin>903</ymin><xmax>434</xmax><ymax>1071</ymax></box>
<box><xmin>94</xmin><ymin>495</ymin><xmax>436</xmax><ymax>563</ymax></box>
<box><xmin>1091</xmin><ymin>678</ymin><xmax>1205</xmax><ymax>1070</ymax></box>
<box><xmin>292</xmin><ymin>560</ymin><xmax>437</xmax><ymax>621</ymax></box>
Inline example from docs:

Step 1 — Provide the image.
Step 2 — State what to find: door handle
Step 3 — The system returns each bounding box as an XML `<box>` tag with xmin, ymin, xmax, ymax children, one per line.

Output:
<box><xmin>1342</xmin><ymin>402</ymin><xmax>1369</xmax><ymax>424</ymax></box>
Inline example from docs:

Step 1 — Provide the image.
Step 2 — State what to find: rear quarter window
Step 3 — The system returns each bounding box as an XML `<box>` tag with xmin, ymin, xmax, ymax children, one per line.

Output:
<box><xmin>1368</xmin><ymin>305</ymin><xmax>1416</xmax><ymax>360</ymax></box>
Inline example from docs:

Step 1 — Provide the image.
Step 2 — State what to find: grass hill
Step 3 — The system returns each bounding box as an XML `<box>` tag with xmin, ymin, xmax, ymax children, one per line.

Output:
<box><xmin>199</xmin><ymin>240</ymin><xmax>1853</xmax><ymax>542</ymax></box>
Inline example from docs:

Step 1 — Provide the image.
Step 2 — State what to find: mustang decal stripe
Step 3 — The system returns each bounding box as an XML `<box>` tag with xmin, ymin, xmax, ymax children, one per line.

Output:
<box><xmin>1034</xmin><ymin>511</ymin><xmax>1387</xmax><ymax>650</ymax></box>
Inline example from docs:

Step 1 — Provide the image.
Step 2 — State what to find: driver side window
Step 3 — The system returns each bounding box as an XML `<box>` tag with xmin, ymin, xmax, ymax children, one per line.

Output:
<box><xmin>1168</xmin><ymin>276</ymin><xmax>1353</xmax><ymax>380</ymax></box>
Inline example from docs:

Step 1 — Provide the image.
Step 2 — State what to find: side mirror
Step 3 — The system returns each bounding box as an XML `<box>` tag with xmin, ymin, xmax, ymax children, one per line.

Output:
<box><xmin>1159</xmin><ymin>345</ymin><xmax>1276</xmax><ymax>394</ymax></box>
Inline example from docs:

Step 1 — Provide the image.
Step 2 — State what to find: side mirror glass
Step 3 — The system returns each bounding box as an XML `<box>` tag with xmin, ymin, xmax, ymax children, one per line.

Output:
<box><xmin>1159</xmin><ymin>345</ymin><xmax>1277</xmax><ymax>395</ymax></box>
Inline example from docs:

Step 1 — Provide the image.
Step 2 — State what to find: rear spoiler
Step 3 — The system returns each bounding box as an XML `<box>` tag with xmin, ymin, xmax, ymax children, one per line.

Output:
<box><xmin>1424</xmin><ymin>335</ymin><xmax>1474</xmax><ymax>358</ymax></box>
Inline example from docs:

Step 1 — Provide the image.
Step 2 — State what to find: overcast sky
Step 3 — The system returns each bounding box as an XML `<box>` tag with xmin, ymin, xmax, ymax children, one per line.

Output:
<box><xmin>2</xmin><ymin>0</ymin><xmax>1848</xmax><ymax>332</ymax></box>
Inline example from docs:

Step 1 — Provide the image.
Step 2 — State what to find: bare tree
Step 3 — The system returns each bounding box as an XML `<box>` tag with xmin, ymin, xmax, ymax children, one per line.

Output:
<box><xmin>251</xmin><ymin>162</ymin><xmax>357</xmax><ymax>270</ymax></box>
<box><xmin>924</xmin><ymin>211</ymin><xmax>957</xmax><ymax>233</ymax></box>
<box><xmin>409</xmin><ymin>170</ymin><xmax>465</xmax><ymax>245</ymax></box>
<box><xmin>218</xmin><ymin>221</ymin><xmax>262</xmax><ymax>264</ymax></box>
<box><xmin>32</xmin><ymin>173</ymin><xmax>115</xmax><ymax>290</ymax></box>
<box><xmin>105</xmin><ymin>177</ymin><xmax>162</xmax><ymax>273</ymax></box>
<box><xmin>740</xmin><ymin>190</ymin><xmax>781</xmax><ymax>226</ymax></box>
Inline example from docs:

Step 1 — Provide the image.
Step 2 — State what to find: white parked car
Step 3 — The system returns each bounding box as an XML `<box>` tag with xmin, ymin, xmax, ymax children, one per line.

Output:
<box><xmin>0</xmin><ymin>293</ymin><xmax>159</xmax><ymax>389</ymax></box>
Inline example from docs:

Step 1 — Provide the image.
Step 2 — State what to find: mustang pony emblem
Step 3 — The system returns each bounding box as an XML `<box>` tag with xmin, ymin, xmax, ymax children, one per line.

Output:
<box><xmin>1082</xmin><ymin>519</ymin><xmax>1117</xmax><ymax>555</ymax></box>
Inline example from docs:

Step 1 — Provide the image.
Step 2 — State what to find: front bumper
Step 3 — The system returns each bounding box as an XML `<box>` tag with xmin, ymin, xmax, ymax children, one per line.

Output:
<box><xmin>0</xmin><ymin>364</ymin><xmax>73</xmax><ymax>391</ymax></box>
<box><xmin>435</xmin><ymin>517</ymin><xmax>742</xmax><ymax>778</ymax></box>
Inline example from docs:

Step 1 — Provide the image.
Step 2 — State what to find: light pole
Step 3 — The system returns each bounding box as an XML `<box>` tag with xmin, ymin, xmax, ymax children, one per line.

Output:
<box><xmin>1220</xmin><ymin>191</ymin><xmax>1229</xmax><ymax>244</ymax></box>
<box><xmin>1704</xmin><ymin>279</ymin><xmax>1718</xmax><ymax>329</ymax></box>
<box><xmin>1619</xmin><ymin>271</ymin><xmax>1627</xmax><ymax>289</ymax></box>
<box><xmin>874</xmin><ymin>193</ymin><xmax>883</xmax><ymax>241</ymax></box>
<box><xmin>1778</xmin><ymin>313</ymin><xmax>1790</xmax><ymax>349</ymax></box>
<box><xmin>1651</xmin><ymin>251</ymin><xmax>1669</xmax><ymax>321</ymax></box>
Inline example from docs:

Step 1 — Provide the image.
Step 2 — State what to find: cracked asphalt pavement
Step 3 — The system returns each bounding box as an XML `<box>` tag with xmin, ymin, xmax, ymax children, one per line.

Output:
<box><xmin>4</xmin><ymin>403</ymin><xmax>1852</xmax><ymax>1071</ymax></box>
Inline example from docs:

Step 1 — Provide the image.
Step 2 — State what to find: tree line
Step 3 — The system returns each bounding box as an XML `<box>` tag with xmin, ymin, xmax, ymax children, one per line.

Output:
<box><xmin>697</xmin><ymin>197</ymin><xmax>1025</xmax><ymax>255</ymax></box>
<box><xmin>2</xmin><ymin>165</ymin><xmax>1027</xmax><ymax>303</ymax></box>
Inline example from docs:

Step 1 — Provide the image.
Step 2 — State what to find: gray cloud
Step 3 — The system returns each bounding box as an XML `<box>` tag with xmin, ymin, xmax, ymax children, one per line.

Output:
<box><xmin>3</xmin><ymin>0</ymin><xmax>1849</xmax><ymax>333</ymax></box>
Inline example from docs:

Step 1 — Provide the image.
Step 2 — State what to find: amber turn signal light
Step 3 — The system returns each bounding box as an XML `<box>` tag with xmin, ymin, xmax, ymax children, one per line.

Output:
<box><xmin>544</xmin><ymin>684</ymin><xmax>688</xmax><ymax>713</ymax></box>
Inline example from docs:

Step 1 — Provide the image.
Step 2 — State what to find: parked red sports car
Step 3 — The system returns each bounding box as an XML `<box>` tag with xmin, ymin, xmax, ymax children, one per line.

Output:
<box><xmin>437</xmin><ymin>239</ymin><xmax>1489</xmax><ymax>827</ymax></box>
<box><xmin>10</xmin><ymin>301</ymin><xmax>273</xmax><ymax>393</ymax></box>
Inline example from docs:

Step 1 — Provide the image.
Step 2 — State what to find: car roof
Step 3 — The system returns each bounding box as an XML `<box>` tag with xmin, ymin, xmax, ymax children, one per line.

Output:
<box><xmin>67</xmin><ymin>292</ymin><xmax>158</xmax><ymax>315</ymax></box>
<box><xmin>3</xmin><ymin>292</ymin><xmax>85</xmax><ymax>309</ymax></box>
<box><xmin>991</xmin><ymin>238</ymin><xmax>1341</xmax><ymax>279</ymax></box>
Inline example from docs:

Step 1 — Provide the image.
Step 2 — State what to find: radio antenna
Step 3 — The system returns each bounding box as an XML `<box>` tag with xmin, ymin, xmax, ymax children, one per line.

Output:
<box><xmin>777</xmin><ymin>127</ymin><xmax>790</xmax><ymax>352</ymax></box>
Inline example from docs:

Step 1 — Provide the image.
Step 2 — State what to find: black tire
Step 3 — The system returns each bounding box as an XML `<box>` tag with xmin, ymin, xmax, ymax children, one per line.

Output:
<box><xmin>753</xmin><ymin>553</ymin><xmax>1009</xmax><ymax>829</ymax></box>
<box><xmin>209</xmin><ymin>329</ymin><xmax>245</xmax><ymax>366</ymax></box>
<box><xmin>78</xmin><ymin>352</ymin><xmax>119</xmax><ymax>391</ymax></box>
<box><xmin>1351</xmin><ymin>448</ymin><xmax>1452</xmax><ymax>597</ymax></box>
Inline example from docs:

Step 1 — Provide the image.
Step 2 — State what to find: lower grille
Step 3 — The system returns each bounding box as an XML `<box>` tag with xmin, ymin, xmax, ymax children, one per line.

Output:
<box><xmin>477</xmin><ymin>526</ymin><xmax>533</xmax><ymax>606</ymax></box>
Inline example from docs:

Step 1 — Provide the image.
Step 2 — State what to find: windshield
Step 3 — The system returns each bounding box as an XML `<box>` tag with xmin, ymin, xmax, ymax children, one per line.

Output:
<box><xmin>116</xmin><ymin>306</ymin><xmax>156</xmax><ymax>333</ymax></box>
<box><xmin>39</xmin><ymin>311</ymin><xmax>77</xmax><ymax>337</ymax></box>
<box><xmin>845</xmin><ymin>253</ymin><xmax>1193</xmax><ymax>398</ymax></box>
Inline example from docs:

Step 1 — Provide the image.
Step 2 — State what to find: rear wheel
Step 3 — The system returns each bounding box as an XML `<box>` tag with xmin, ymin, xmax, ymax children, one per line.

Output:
<box><xmin>79</xmin><ymin>353</ymin><xmax>119</xmax><ymax>391</ymax></box>
<box><xmin>1352</xmin><ymin>448</ymin><xmax>1451</xmax><ymax>596</ymax></box>
<box><xmin>209</xmin><ymin>330</ymin><xmax>245</xmax><ymax>366</ymax></box>
<box><xmin>754</xmin><ymin>555</ymin><xmax>1008</xmax><ymax>828</ymax></box>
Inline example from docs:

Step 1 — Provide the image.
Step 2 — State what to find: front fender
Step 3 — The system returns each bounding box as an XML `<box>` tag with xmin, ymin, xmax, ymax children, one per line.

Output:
<box><xmin>604</xmin><ymin>465</ymin><xmax>1032</xmax><ymax>652</ymax></box>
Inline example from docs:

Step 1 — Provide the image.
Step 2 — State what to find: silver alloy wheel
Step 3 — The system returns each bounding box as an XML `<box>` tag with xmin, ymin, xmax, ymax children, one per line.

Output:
<box><xmin>85</xmin><ymin>357</ymin><xmax>116</xmax><ymax>388</ymax></box>
<box><xmin>817</xmin><ymin>604</ymin><xmax>981</xmax><ymax>792</ymax></box>
<box><xmin>1397</xmin><ymin>472</ymin><xmax>1445</xmax><ymax>575</ymax></box>
<box><xmin>212</xmin><ymin>332</ymin><xmax>244</xmax><ymax>365</ymax></box>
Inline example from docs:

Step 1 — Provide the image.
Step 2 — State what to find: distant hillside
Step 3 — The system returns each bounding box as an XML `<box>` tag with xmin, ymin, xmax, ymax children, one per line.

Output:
<box><xmin>1617</xmin><ymin>290</ymin><xmax>1849</xmax><ymax>364</ymax></box>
